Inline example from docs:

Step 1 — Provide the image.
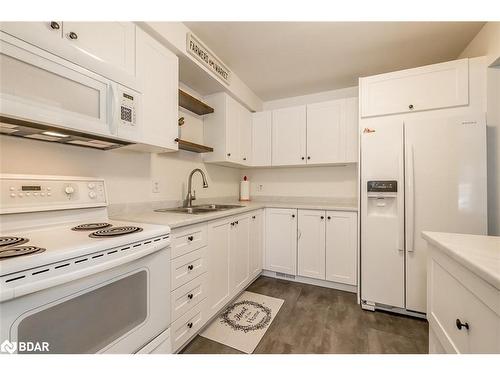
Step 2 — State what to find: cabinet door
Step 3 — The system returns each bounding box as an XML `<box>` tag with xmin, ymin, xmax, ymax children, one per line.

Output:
<box><xmin>264</xmin><ymin>208</ymin><xmax>297</xmax><ymax>275</ymax></box>
<box><xmin>249</xmin><ymin>211</ymin><xmax>264</xmax><ymax>279</ymax></box>
<box><xmin>272</xmin><ymin>106</ymin><xmax>307</xmax><ymax>166</ymax></box>
<box><xmin>306</xmin><ymin>99</ymin><xmax>343</xmax><ymax>164</ymax></box>
<box><xmin>298</xmin><ymin>210</ymin><xmax>326</xmax><ymax>280</ymax></box>
<box><xmin>226</xmin><ymin>96</ymin><xmax>241</xmax><ymax>163</ymax></box>
<box><xmin>136</xmin><ymin>28</ymin><xmax>178</xmax><ymax>150</ymax></box>
<box><xmin>326</xmin><ymin>211</ymin><xmax>357</xmax><ymax>285</ymax></box>
<box><xmin>229</xmin><ymin>215</ymin><xmax>250</xmax><ymax>295</ymax></box>
<box><xmin>239</xmin><ymin>106</ymin><xmax>252</xmax><ymax>165</ymax></box>
<box><xmin>1</xmin><ymin>21</ymin><xmax>63</xmax><ymax>47</ymax></box>
<box><xmin>207</xmin><ymin>218</ymin><xmax>231</xmax><ymax>316</ymax></box>
<box><xmin>360</xmin><ymin>58</ymin><xmax>469</xmax><ymax>117</ymax></box>
<box><xmin>252</xmin><ymin>111</ymin><xmax>272</xmax><ymax>167</ymax></box>
<box><xmin>62</xmin><ymin>22</ymin><xmax>135</xmax><ymax>81</ymax></box>
<box><xmin>344</xmin><ymin>97</ymin><xmax>359</xmax><ymax>163</ymax></box>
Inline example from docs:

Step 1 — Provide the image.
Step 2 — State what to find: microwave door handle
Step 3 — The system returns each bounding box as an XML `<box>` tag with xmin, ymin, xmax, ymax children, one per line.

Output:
<box><xmin>406</xmin><ymin>144</ymin><xmax>415</xmax><ymax>252</ymax></box>
<box><xmin>2</xmin><ymin>242</ymin><xmax>165</xmax><ymax>303</ymax></box>
<box><xmin>108</xmin><ymin>83</ymin><xmax>118</xmax><ymax>135</ymax></box>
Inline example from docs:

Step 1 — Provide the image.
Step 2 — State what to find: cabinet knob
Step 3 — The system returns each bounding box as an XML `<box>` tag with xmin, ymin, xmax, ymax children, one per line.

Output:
<box><xmin>455</xmin><ymin>318</ymin><xmax>469</xmax><ymax>330</ymax></box>
<box><xmin>231</xmin><ymin>222</ymin><xmax>235</xmax><ymax>226</ymax></box>
<box><xmin>235</xmin><ymin>220</ymin><xmax>239</xmax><ymax>225</ymax></box>
<box><xmin>327</xmin><ymin>216</ymin><xmax>331</xmax><ymax>220</ymax></box>
<box><xmin>187</xmin><ymin>235</ymin><xmax>194</xmax><ymax>241</ymax></box>
<box><xmin>227</xmin><ymin>153</ymin><xmax>231</xmax><ymax>157</ymax></box>
<box><xmin>187</xmin><ymin>322</ymin><xmax>193</xmax><ymax>329</ymax></box>
<box><xmin>243</xmin><ymin>157</ymin><xmax>247</xmax><ymax>161</ymax></box>
<box><xmin>292</xmin><ymin>214</ymin><xmax>295</xmax><ymax>218</ymax></box>
<box><xmin>409</xmin><ymin>104</ymin><xmax>414</xmax><ymax>110</ymax></box>
<box><xmin>301</xmin><ymin>157</ymin><xmax>305</xmax><ymax>160</ymax></box>
<box><xmin>188</xmin><ymin>293</ymin><xmax>194</xmax><ymax>299</ymax></box>
<box><xmin>307</xmin><ymin>156</ymin><xmax>311</xmax><ymax>160</ymax></box>
<box><xmin>68</xmin><ymin>31</ymin><xmax>78</xmax><ymax>40</ymax></box>
<box><xmin>252</xmin><ymin>216</ymin><xmax>256</xmax><ymax>219</ymax></box>
<box><xmin>320</xmin><ymin>216</ymin><xmax>324</xmax><ymax>220</ymax></box>
<box><xmin>187</xmin><ymin>264</ymin><xmax>194</xmax><ymax>271</ymax></box>
<box><xmin>50</xmin><ymin>21</ymin><xmax>60</xmax><ymax>30</ymax></box>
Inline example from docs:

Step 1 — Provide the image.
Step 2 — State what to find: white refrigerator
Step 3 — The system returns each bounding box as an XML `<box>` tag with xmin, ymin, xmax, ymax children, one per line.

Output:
<box><xmin>360</xmin><ymin>113</ymin><xmax>488</xmax><ymax>314</ymax></box>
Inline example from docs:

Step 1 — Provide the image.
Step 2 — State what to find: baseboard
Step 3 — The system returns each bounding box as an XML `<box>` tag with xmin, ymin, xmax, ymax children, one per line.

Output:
<box><xmin>261</xmin><ymin>270</ymin><xmax>357</xmax><ymax>294</ymax></box>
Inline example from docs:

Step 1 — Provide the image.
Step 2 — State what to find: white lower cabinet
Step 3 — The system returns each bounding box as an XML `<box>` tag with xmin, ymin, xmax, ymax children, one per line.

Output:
<box><xmin>249</xmin><ymin>211</ymin><xmax>264</xmax><ymax>279</ymax></box>
<box><xmin>325</xmin><ymin>211</ymin><xmax>357</xmax><ymax>285</ymax></box>
<box><xmin>265</xmin><ymin>208</ymin><xmax>298</xmax><ymax>275</ymax></box>
<box><xmin>298</xmin><ymin>210</ymin><xmax>326</xmax><ymax>279</ymax></box>
<box><xmin>207</xmin><ymin>210</ymin><xmax>264</xmax><ymax>317</ymax></box>
<box><xmin>427</xmin><ymin>247</ymin><xmax>500</xmax><ymax>353</ymax></box>
<box><xmin>229</xmin><ymin>214</ymin><xmax>251</xmax><ymax>295</ymax></box>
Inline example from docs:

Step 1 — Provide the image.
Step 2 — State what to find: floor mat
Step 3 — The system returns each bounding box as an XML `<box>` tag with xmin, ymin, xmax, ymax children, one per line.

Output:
<box><xmin>200</xmin><ymin>291</ymin><xmax>284</xmax><ymax>353</ymax></box>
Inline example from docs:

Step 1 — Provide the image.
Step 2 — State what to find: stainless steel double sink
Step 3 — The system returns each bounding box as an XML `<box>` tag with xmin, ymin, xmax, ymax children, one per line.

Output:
<box><xmin>154</xmin><ymin>204</ymin><xmax>244</xmax><ymax>215</ymax></box>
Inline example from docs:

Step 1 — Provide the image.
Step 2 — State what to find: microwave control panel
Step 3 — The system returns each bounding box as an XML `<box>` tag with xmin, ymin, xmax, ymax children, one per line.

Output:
<box><xmin>119</xmin><ymin>91</ymin><xmax>137</xmax><ymax>126</ymax></box>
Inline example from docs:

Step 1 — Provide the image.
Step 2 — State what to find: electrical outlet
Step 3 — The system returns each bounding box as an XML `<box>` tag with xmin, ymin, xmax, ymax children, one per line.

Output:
<box><xmin>258</xmin><ymin>184</ymin><xmax>264</xmax><ymax>192</ymax></box>
<box><xmin>152</xmin><ymin>180</ymin><xmax>160</xmax><ymax>193</ymax></box>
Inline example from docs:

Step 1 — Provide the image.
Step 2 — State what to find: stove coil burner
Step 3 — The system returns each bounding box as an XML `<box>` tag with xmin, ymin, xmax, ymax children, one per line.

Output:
<box><xmin>89</xmin><ymin>226</ymin><xmax>143</xmax><ymax>238</ymax></box>
<box><xmin>72</xmin><ymin>223</ymin><xmax>112</xmax><ymax>231</ymax></box>
<box><xmin>0</xmin><ymin>236</ymin><xmax>29</xmax><ymax>247</ymax></box>
<box><xmin>0</xmin><ymin>246</ymin><xmax>45</xmax><ymax>259</ymax></box>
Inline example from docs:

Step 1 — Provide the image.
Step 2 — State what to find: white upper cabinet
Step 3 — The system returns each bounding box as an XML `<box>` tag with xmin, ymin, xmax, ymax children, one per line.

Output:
<box><xmin>298</xmin><ymin>210</ymin><xmax>326</xmax><ymax>280</ymax></box>
<box><xmin>251</xmin><ymin>111</ymin><xmax>272</xmax><ymax>167</ymax></box>
<box><xmin>0</xmin><ymin>22</ymin><xmax>137</xmax><ymax>89</ymax></box>
<box><xmin>239</xmin><ymin>105</ymin><xmax>252</xmax><ymax>166</ymax></box>
<box><xmin>264</xmin><ymin>208</ymin><xmax>298</xmax><ymax>275</ymax></box>
<box><xmin>360</xmin><ymin>58</ymin><xmax>469</xmax><ymax>118</ymax></box>
<box><xmin>203</xmin><ymin>92</ymin><xmax>252</xmax><ymax>166</ymax></box>
<box><xmin>272</xmin><ymin>105</ymin><xmax>307</xmax><ymax>166</ymax></box>
<box><xmin>325</xmin><ymin>211</ymin><xmax>357</xmax><ymax>286</ymax></box>
<box><xmin>136</xmin><ymin>28</ymin><xmax>178</xmax><ymax>151</ymax></box>
<box><xmin>306</xmin><ymin>97</ymin><xmax>358</xmax><ymax>164</ymax></box>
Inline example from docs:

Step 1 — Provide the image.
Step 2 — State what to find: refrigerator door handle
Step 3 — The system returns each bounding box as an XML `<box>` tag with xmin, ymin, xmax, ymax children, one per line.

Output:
<box><xmin>398</xmin><ymin>152</ymin><xmax>405</xmax><ymax>252</ymax></box>
<box><xmin>406</xmin><ymin>144</ymin><xmax>415</xmax><ymax>252</ymax></box>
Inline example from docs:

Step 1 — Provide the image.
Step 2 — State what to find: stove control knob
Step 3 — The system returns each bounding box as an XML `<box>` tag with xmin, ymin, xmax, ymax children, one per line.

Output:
<box><xmin>88</xmin><ymin>191</ymin><xmax>97</xmax><ymax>199</ymax></box>
<box><xmin>65</xmin><ymin>186</ymin><xmax>75</xmax><ymax>195</ymax></box>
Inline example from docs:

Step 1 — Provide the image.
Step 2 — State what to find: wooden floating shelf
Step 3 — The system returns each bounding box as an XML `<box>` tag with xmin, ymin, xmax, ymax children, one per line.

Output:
<box><xmin>175</xmin><ymin>138</ymin><xmax>213</xmax><ymax>153</ymax></box>
<box><xmin>179</xmin><ymin>89</ymin><xmax>214</xmax><ymax>116</ymax></box>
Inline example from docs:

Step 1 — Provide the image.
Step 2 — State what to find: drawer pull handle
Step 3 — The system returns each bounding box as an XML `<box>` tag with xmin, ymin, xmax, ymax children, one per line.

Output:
<box><xmin>187</xmin><ymin>236</ymin><xmax>194</xmax><ymax>241</ymax></box>
<box><xmin>320</xmin><ymin>216</ymin><xmax>324</xmax><ymax>220</ymax></box>
<box><xmin>187</xmin><ymin>322</ymin><xmax>193</xmax><ymax>329</ymax></box>
<box><xmin>187</xmin><ymin>264</ymin><xmax>194</xmax><ymax>271</ymax></box>
<box><xmin>455</xmin><ymin>319</ymin><xmax>469</xmax><ymax>330</ymax></box>
<box><xmin>188</xmin><ymin>293</ymin><xmax>194</xmax><ymax>299</ymax></box>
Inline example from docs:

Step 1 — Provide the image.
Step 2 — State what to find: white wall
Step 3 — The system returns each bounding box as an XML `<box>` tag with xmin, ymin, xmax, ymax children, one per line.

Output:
<box><xmin>460</xmin><ymin>22</ymin><xmax>500</xmax><ymax>235</ymax></box>
<box><xmin>245</xmin><ymin>165</ymin><xmax>357</xmax><ymax>199</ymax></box>
<box><xmin>0</xmin><ymin>134</ymin><xmax>240</xmax><ymax>206</ymax></box>
<box><xmin>249</xmin><ymin>87</ymin><xmax>359</xmax><ymax>200</ymax></box>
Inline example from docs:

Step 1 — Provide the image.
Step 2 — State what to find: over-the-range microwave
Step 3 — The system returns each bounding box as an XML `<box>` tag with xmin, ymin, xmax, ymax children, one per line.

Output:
<box><xmin>0</xmin><ymin>31</ymin><xmax>141</xmax><ymax>150</ymax></box>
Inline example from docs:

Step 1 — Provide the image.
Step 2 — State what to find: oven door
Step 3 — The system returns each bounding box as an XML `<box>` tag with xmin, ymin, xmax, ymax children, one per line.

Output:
<box><xmin>0</xmin><ymin>247</ymin><xmax>170</xmax><ymax>354</ymax></box>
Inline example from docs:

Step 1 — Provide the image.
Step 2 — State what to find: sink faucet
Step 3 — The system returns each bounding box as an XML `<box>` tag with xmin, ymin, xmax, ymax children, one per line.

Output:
<box><xmin>184</xmin><ymin>168</ymin><xmax>208</xmax><ymax>207</ymax></box>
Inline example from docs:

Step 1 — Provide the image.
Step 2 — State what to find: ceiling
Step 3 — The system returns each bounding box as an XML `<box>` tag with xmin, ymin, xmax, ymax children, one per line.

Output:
<box><xmin>184</xmin><ymin>22</ymin><xmax>485</xmax><ymax>101</ymax></box>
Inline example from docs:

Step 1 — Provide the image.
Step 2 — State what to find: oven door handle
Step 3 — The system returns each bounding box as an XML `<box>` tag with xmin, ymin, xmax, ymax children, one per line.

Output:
<box><xmin>2</xmin><ymin>241</ymin><xmax>168</xmax><ymax>303</ymax></box>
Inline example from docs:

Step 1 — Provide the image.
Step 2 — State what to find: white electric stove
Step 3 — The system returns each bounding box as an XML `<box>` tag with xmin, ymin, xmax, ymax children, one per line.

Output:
<box><xmin>0</xmin><ymin>175</ymin><xmax>172</xmax><ymax>354</ymax></box>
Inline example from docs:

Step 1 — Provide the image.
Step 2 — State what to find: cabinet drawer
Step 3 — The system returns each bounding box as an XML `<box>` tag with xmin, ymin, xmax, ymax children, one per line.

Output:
<box><xmin>171</xmin><ymin>273</ymin><xmax>208</xmax><ymax>321</ymax></box>
<box><xmin>171</xmin><ymin>247</ymin><xmax>207</xmax><ymax>290</ymax></box>
<box><xmin>171</xmin><ymin>298</ymin><xmax>207</xmax><ymax>352</ymax></box>
<box><xmin>172</xmin><ymin>224</ymin><xmax>207</xmax><ymax>259</ymax></box>
<box><xmin>429</xmin><ymin>259</ymin><xmax>499</xmax><ymax>353</ymax></box>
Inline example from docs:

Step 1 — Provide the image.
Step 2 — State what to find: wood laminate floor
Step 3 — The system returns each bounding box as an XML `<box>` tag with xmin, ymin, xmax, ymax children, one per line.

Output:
<box><xmin>181</xmin><ymin>276</ymin><xmax>429</xmax><ymax>354</ymax></box>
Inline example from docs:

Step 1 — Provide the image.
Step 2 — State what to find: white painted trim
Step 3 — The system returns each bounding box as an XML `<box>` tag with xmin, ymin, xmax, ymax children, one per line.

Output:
<box><xmin>261</xmin><ymin>269</ymin><xmax>357</xmax><ymax>294</ymax></box>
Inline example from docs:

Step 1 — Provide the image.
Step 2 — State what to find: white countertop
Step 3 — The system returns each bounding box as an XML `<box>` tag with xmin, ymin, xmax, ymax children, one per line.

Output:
<box><xmin>111</xmin><ymin>200</ymin><xmax>357</xmax><ymax>229</ymax></box>
<box><xmin>422</xmin><ymin>231</ymin><xmax>500</xmax><ymax>290</ymax></box>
